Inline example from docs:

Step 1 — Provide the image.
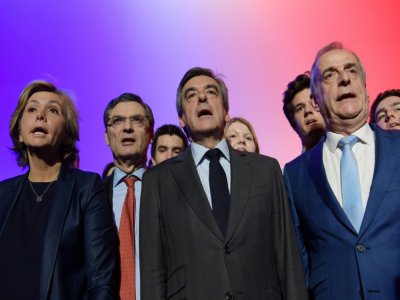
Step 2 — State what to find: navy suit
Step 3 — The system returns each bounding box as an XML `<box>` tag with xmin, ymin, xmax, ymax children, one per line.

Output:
<box><xmin>0</xmin><ymin>165</ymin><xmax>119</xmax><ymax>300</ymax></box>
<box><xmin>284</xmin><ymin>126</ymin><xmax>400</xmax><ymax>299</ymax></box>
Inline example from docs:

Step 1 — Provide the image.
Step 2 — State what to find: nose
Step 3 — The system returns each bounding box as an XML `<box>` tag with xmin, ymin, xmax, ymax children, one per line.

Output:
<box><xmin>338</xmin><ymin>70</ymin><xmax>351</xmax><ymax>86</ymax></box>
<box><xmin>167</xmin><ymin>150</ymin><xmax>173</xmax><ymax>159</ymax></box>
<box><xmin>122</xmin><ymin>118</ymin><xmax>134</xmax><ymax>132</ymax></box>
<box><xmin>385</xmin><ymin>109</ymin><xmax>396</xmax><ymax>123</ymax></box>
<box><xmin>36</xmin><ymin>109</ymin><xmax>46</xmax><ymax>121</ymax></box>
<box><xmin>238</xmin><ymin>135</ymin><xmax>246</xmax><ymax>145</ymax></box>
<box><xmin>198</xmin><ymin>91</ymin><xmax>207</xmax><ymax>103</ymax></box>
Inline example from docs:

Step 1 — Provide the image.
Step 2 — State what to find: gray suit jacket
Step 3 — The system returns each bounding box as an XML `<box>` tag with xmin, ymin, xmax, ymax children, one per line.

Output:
<box><xmin>139</xmin><ymin>147</ymin><xmax>307</xmax><ymax>300</ymax></box>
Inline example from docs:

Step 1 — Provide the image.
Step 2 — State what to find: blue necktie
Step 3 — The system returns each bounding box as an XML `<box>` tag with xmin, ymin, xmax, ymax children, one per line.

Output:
<box><xmin>339</xmin><ymin>135</ymin><xmax>364</xmax><ymax>232</ymax></box>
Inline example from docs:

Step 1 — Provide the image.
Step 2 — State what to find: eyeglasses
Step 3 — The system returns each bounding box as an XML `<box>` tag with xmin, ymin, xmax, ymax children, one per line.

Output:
<box><xmin>322</xmin><ymin>65</ymin><xmax>360</xmax><ymax>84</ymax></box>
<box><xmin>107</xmin><ymin>115</ymin><xmax>147</xmax><ymax>128</ymax></box>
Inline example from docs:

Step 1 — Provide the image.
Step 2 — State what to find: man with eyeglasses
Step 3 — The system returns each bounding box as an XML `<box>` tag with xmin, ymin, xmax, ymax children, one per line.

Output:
<box><xmin>284</xmin><ymin>42</ymin><xmax>400</xmax><ymax>299</ymax></box>
<box><xmin>103</xmin><ymin>93</ymin><xmax>154</xmax><ymax>300</ymax></box>
<box><xmin>139</xmin><ymin>67</ymin><xmax>308</xmax><ymax>299</ymax></box>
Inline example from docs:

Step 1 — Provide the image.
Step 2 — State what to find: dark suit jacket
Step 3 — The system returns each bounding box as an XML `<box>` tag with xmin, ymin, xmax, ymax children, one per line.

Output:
<box><xmin>284</xmin><ymin>126</ymin><xmax>400</xmax><ymax>300</ymax></box>
<box><xmin>139</xmin><ymin>147</ymin><xmax>308</xmax><ymax>300</ymax></box>
<box><xmin>0</xmin><ymin>165</ymin><xmax>119</xmax><ymax>300</ymax></box>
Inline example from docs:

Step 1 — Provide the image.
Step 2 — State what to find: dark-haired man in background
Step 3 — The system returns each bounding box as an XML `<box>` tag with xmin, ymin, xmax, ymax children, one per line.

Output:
<box><xmin>283</xmin><ymin>72</ymin><xmax>326</xmax><ymax>151</ymax></box>
<box><xmin>369</xmin><ymin>89</ymin><xmax>400</xmax><ymax>130</ymax></box>
<box><xmin>149</xmin><ymin>124</ymin><xmax>188</xmax><ymax>166</ymax></box>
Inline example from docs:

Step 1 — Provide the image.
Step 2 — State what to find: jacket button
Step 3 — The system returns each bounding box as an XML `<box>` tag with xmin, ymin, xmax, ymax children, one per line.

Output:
<box><xmin>356</xmin><ymin>244</ymin><xmax>366</xmax><ymax>252</ymax></box>
<box><xmin>224</xmin><ymin>246</ymin><xmax>232</xmax><ymax>254</ymax></box>
<box><xmin>224</xmin><ymin>292</ymin><xmax>233</xmax><ymax>300</ymax></box>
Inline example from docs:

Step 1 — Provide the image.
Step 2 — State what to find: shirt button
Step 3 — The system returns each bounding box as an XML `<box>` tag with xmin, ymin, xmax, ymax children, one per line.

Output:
<box><xmin>356</xmin><ymin>244</ymin><xmax>366</xmax><ymax>252</ymax></box>
<box><xmin>224</xmin><ymin>292</ymin><xmax>233</xmax><ymax>300</ymax></box>
<box><xmin>224</xmin><ymin>246</ymin><xmax>232</xmax><ymax>254</ymax></box>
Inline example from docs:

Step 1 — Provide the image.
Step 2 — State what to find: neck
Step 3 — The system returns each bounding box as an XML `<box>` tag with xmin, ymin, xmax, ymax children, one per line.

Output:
<box><xmin>114</xmin><ymin>157</ymin><xmax>145</xmax><ymax>174</ymax></box>
<box><xmin>192</xmin><ymin>131</ymin><xmax>224</xmax><ymax>149</ymax></box>
<box><xmin>28</xmin><ymin>157</ymin><xmax>62</xmax><ymax>182</ymax></box>
<box><xmin>329</xmin><ymin>121</ymin><xmax>367</xmax><ymax>136</ymax></box>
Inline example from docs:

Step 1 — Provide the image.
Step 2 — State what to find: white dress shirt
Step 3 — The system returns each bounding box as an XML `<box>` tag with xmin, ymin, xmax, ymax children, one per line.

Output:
<box><xmin>112</xmin><ymin>166</ymin><xmax>144</xmax><ymax>300</ymax></box>
<box><xmin>323</xmin><ymin>123</ymin><xmax>375</xmax><ymax>209</ymax></box>
<box><xmin>191</xmin><ymin>139</ymin><xmax>231</xmax><ymax>208</ymax></box>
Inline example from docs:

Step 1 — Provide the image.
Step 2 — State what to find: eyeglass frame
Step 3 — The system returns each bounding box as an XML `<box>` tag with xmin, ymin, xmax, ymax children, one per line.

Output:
<box><xmin>106</xmin><ymin>114</ymin><xmax>148</xmax><ymax>128</ymax></box>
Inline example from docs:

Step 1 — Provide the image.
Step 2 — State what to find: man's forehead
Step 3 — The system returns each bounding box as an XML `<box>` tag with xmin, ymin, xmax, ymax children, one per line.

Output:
<box><xmin>158</xmin><ymin>134</ymin><xmax>184</xmax><ymax>145</ymax></box>
<box><xmin>378</xmin><ymin>96</ymin><xmax>400</xmax><ymax>109</ymax></box>
<box><xmin>183</xmin><ymin>75</ymin><xmax>218</xmax><ymax>90</ymax></box>
<box><xmin>110</xmin><ymin>101</ymin><xmax>145</xmax><ymax>115</ymax></box>
<box><xmin>317</xmin><ymin>49</ymin><xmax>358</xmax><ymax>71</ymax></box>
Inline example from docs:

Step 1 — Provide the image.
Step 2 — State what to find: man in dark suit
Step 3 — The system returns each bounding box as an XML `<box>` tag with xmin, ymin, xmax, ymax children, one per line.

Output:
<box><xmin>284</xmin><ymin>42</ymin><xmax>400</xmax><ymax>299</ymax></box>
<box><xmin>140</xmin><ymin>67</ymin><xmax>308</xmax><ymax>300</ymax></box>
<box><xmin>103</xmin><ymin>93</ymin><xmax>154</xmax><ymax>300</ymax></box>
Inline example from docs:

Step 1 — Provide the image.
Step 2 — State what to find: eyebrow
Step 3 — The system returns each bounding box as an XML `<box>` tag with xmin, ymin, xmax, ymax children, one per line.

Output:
<box><xmin>27</xmin><ymin>99</ymin><xmax>62</xmax><ymax>108</ymax></box>
<box><xmin>376</xmin><ymin>101</ymin><xmax>400</xmax><ymax>116</ymax></box>
<box><xmin>322</xmin><ymin>62</ymin><xmax>357</xmax><ymax>75</ymax></box>
<box><xmin>183</xmin><ymin>84</ymin><xmax>219</xmax><ymax>98</ymax></box>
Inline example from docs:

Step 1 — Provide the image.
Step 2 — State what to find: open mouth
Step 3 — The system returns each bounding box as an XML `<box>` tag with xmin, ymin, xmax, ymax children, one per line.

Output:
<box><xmin>31</xmin><ymin>127</ymin><xmax>48</xmax><ymax>136</ymax></box>
<box><xmin>337</xmin><ymin>93</ymin><xmax>356</xmax><ymax>101</ymax></box>
<box><xmin>197</xmin><ymin>108</ymin><xmax>213</xmax><ymax>118</ymax></box>
<box><xmin>121</xmin><ymin>137</ymin><xmax>136</xmax><ymax>145</ymax></box>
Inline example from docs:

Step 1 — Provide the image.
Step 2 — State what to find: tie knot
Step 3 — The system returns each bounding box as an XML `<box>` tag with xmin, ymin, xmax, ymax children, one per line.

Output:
<box><xmin>205</xmin><ymin>148</ymin><xmax>223</xmax><ymax>161</ymax></box>
<box><xmin>123</xmin><ymin>176</ymin><xmax>138</xmax><ymax>188</ymax></box>
<box><xmin>339</xmin><ymin>135</ymin><xmax>358</xmax><ymax>149</ymax></box>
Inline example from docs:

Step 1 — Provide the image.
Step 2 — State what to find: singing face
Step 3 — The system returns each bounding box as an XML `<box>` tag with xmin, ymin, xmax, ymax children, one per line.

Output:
<box><xmin>179</xmin><ymin>75</ymin><xmax>229</xmax><ymax>143</ymax></box>
<box><xmin>18</xmin><ymin>91</ymin><xmax>66</xmax><ymax>154</ymax></box>
<box><xmin>105</xmin><ymin>101</ymin><xmax>152</xmax><ymax>166</ymax></box>
<box><xmin>314</xmin><ymin>49</ymin><xmax>369</xmax><ymax>134</ymax></box>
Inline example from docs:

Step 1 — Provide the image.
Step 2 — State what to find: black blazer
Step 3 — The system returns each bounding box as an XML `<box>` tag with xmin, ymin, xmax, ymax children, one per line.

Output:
<box><xmin>139</xmin><ymin>147</ymin><xmax>308</xmax><ymax>300</ymax></box>
<box><xmin>0</xmin><ymin>165</ymin><xmax>119</xmax><ymax>300</ymax></box>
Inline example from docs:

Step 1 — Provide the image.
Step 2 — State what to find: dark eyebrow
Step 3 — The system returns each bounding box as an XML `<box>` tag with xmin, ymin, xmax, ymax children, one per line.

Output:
<box><xmin>322</xmin><ymin>66</ymin><xmax>337</xmax><ymax>76</ymax></box>
<box><xmin>183</xmin><ymin>87</ymin><xmax>197</xmax><ymax>98</ymax></box>
<box><xmin>205</xmin><ymin>84</ymin><xmax>219</xmax><ymax>91</ymax></box>
<box><xmin>391</xmin><ymin>101</ymin><xmax>400</xmax><ymax>107</ymax></box>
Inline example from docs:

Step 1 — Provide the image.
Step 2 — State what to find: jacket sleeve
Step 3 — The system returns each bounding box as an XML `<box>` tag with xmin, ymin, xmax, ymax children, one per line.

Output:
<box><xmin>139</xmin><ymin>170</ymin><xmax>167</xmax><ymax>299</ymax></box>
<box><xmin>283</xmin><ymin>165</ymin><xmax>310</xmax><ymax>287</ymax></box>
<box><xmin>272</xmin><ymin>160</ymin><xmax>308</xmax><ymax>300</ymax></box>
<box><xmin>84</xmin><ymin>174</ymin><xmax>119</xmax><ymax>300</ymax></box>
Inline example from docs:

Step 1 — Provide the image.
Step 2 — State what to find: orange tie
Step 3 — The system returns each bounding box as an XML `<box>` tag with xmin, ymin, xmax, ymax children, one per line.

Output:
<box><xmin>119</xmin><ymin>176</ymin><xmax>138</xmax><ymax>300</ymax></box>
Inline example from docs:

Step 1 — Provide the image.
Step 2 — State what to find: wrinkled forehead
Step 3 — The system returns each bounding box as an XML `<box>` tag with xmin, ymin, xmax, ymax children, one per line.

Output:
<box><xmin>182</xmin><ymin>75</ymin><xmax>219</xmax><ymax>92</ymax></box>
<box><xmin>377</xmin><ymin>96</ymin><xmax>400</xmax><ymax>111</ymax></box>
<box><xmin>109</xmin><ymin>101</ymin><xmax>146</xmax><ymax>116</ymax></box>
<box><xmin>316</xmin><ymin>49</ymin><xmax>359</xmax><ymax>74</ymax></box>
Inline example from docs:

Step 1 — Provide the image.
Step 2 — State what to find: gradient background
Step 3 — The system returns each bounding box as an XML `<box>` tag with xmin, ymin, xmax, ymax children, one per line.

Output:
<box><xmin>1</xmin><ymin>0</ymin><xmax>400</xmax><ymax>180</ymax></box>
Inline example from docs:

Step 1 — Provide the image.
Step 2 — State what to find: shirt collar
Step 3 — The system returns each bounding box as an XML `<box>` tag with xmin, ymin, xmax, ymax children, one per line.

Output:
<box><xmin>113</xmin><ymin>166</ymin><xmax>145</xmax><ymax>187</ymax></box>
<box><xmin>191</xmin><ymin>138</ymin><xmax>231</xmax><ymax>166</ymax></box>
<box><xmin>325</xmin><ymin>123</ymin><xmax>374</xmax><ymax>152</ymax></box>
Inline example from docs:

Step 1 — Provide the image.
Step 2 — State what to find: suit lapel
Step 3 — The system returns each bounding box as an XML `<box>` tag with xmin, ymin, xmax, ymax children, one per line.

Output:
<box><xmin>103</xmin><ymin>173</ymin><xmax>114</xmax><ymax>207</ymax></box>
<box><xmin>0</xmin><ymin>173</ymin><xmax>27</xmax><ymax>239</ymax></box>
<box><xmin>359</xmin><ymin>128</ymin><xmax>397</xmax><ymax>234</ymax></box>
<box><xmin>225</xmin><ymin>149</ymin><xmax>251</xmax><ymax>242</ymax></box>
<box><xmin>40</xmin><ymin>165</ymin><xmax>75</xmax><ymax>299</ymax></box>
<box><xmin>171</xmin><ymin>149</ymin><xmax>224</xmax><ymax>242</ymax></box>
<box><xmin>307</xmin><ymin>139</ymin><xmax>355</xmax><ymax>232</ymax></box>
